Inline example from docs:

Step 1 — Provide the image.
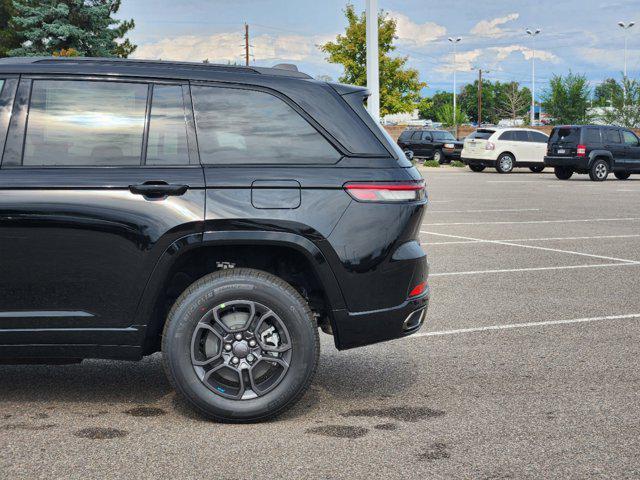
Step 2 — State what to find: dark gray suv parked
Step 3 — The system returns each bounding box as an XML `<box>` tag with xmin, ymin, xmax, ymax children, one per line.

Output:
<box><xmin>545</xmin><ymin>125</ymin><xmax>640</xmax><ymax>181</ymax></box>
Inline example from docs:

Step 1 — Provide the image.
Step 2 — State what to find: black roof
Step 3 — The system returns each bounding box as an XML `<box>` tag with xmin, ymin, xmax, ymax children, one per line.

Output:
<box><xmin>0</xmin><ymin>56</ymin><xmax>312</xmax><ymax>79</ymax></box>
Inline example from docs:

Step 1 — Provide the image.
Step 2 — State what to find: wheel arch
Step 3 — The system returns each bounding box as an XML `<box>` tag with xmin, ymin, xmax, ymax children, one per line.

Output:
<box><xmin>588</xmin><ymin>151</ymin><xmax>613</xmax><ymax>168</ymax></box>
<box><xmin>135</xmin><ymin>231</ymin><xmax>346</xmax><ymax>354</ymax></box>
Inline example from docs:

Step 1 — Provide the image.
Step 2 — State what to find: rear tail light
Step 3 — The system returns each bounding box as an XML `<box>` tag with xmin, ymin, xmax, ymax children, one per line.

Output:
<box><xmin>485</xmin><ymin>142</ymin><xmax>495</xmax><ymax>151</ymax></box>
<box><xmin>408</xmin><ymin>281</ymin><xmax>427</xmax><ymax>298</ymax></box>
<box><xmin>344</xmin><ymin>181</ymin><xmax>425</xmax><ymax>203</ymax></box>
<box><xmin>577</xmin><ymin>145</ymin><xmax>586</xmax><ymax>157</ymax></box>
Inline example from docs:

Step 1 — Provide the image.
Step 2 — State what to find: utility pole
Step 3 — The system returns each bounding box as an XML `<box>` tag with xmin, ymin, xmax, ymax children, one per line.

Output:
<box><xmin>478</xmin><ymin>69</ymin><xmax>483</xmax><ymax>126</ymax></box>
<box><xmin>244</xmin><ymin>23</ymin><xmax>250</xmax><ymax>66</ymax></box>
<box><xmin>366</xmin><ymin>0</ymin><xmax>380</xmax><ymax>121</ymax></box>
<box><xmin>526</xmin><ymin>28</ymin><xmax>541</xmax><ymax>125</ymax></box>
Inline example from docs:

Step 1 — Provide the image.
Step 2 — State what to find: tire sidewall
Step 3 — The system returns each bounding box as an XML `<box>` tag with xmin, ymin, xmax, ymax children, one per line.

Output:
<box><xmin>164</xmin><ymin>273</ymin><xmax>317</xmax><ymax>421</ymax></box>
<box><xmin>497</xmin><ymin>154</ymin><xmax>514</xmax><ymax>173</ymax></box>
<box><xmin>590</xmin><ymin>160</ymin><xmax>609</xmax><ymax>181</ymax></box>
<box><xmin>434</xmin><ymin>150</ymin><xmax>443</xmax><ymax>163</ymax></box>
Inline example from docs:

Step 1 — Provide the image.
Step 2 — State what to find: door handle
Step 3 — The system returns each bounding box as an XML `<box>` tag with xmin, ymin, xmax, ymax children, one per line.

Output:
<box><xmin>129</xmin><ymin>182</ymin><xmax>189</xmax><ymax>198</ymax></box>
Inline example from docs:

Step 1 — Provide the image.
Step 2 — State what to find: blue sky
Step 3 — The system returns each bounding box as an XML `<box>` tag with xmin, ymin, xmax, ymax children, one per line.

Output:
<box><xmin>118</xmin><ymin>0</ymin><xmax>640</xmax><ymax>98</ymax></box>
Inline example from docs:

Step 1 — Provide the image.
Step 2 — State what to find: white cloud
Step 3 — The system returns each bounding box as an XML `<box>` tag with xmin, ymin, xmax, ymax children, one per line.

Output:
<box><xmin>436</xmin><ymin>49</ymin><xmax>483</xmax><ymax>73</ymax></box>
<box><xmin>490</xmin><ymin>45</ymin><xmax>558</xmax><ymax>63</ymax></box>
<box><xmin>387</xmin><ymin>11</ymin><xmax>446</xmax><ymax>46</ymax></box>
<box><xmin>471</xmin><ymin>13</ymin><xmax>519</xmax><ymax>38</ymax></box>
<box><xmin>577</xmin><ymin>47</ymin><xmax>639</xmax><ymax>69</ymax></box>
<box><xmin>133</xmin><ymin>32</ymin><xmax>327</xmax><ymax>65</ymax></box>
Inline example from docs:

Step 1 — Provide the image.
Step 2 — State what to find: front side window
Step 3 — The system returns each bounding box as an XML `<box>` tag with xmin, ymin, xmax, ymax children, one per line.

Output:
<box><xmin>24</xmin><ymin>80</ymin><xmax>148</xmax><ymax>166</ymax></box>
<box><xmin>146</xmin><ymin>85</ymin><xmax>189</xmax><ymax>165</ymax></box>
<box><xmin>192</xmin><ymin>86</ymin><xmax>339</xmax><ymax>165</ymax></box>
<box><xmin>622</xmin><ymin>130</ymin><xmax>639</xmax><ymax>146</ymax></box>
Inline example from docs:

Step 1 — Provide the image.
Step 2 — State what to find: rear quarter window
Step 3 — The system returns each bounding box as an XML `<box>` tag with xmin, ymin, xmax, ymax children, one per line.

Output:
<box><xmin>583</xmin><ymin>128</ymin><xmax>602</xmax><ymax>144</ymax></box>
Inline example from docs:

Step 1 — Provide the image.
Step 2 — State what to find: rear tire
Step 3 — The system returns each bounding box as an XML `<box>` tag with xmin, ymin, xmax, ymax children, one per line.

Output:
<box><xmin>469</xmin><ymin>164</ymin><xmax>485</xmax><ymax>172</ymax></box>
<box><xmin>496</xmin><ymin>153</ymin><xmax>515</xmax><ymax>174</ymax></box>
<box><xmin>162</xmin><ymin>268</ymin><xmax>319</xmax><ymax>423</ymax></box>
<box><xmin>589</xmin><ymin>159</ymin><xmax>609</xmax><ymax>182</ymax></box>
<box><xmin>403</xmin><ymin>150</ymin><xmax>414</xmax><ymax>161</ymax></box>
<box><xmin>614</xmin><ymin>171</ymin><xmax>631</xmax><ymax>180</ymax></box>
<box><xmin>529</xmin><ymin>165</ymin><xmax>545</xmax><ymax>173</ymax></box>
<box><xmin>554</xmin><ymin>167</ymin><xmax>574</xmax><ymax>180</ymax></box>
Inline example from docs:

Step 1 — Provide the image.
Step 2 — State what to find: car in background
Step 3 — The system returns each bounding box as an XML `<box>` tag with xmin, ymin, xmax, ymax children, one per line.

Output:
<box><xmin>397</xmin><ymin>128</ymin><xmax>463</xmax><ymax>163</ymax></box>
<box><xmin>461</xmin><ymin>127</ymin><xmax>549</xmax><ymax>173</ymax></box>
<box><xmin>544</xmin><ymin>125</ymin><xmax>640</xmax><ymax>181</ymax></box>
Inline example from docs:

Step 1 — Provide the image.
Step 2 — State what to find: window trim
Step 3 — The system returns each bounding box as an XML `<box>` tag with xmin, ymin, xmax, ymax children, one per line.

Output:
<box><xmin>0</xmin><ymin>76</ymin><xmax>19</xmax><ymax>166</ymax></box>
<box><xmin>189</xmin><ymin>79</ymin><xmax>345</xmax><ymax>163</ymax></box>
<box><xmin>3</xmin><ymin>75</ymin><xmax>200</xmax><ymax>169</ymax></box>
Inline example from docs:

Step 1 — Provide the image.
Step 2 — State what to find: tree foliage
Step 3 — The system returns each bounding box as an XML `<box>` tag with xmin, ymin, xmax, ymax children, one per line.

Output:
<box><xmin>417</xmin><ymin>91</ymin><xmax>452</xmax><ymax>120</ymax></box>
<box><xmin>593</xmin><ymin>78</ymin><xmax>624</xmax><ymax>108</ymax></box>
<box><xmin>434</xmin><ymin>103</ymin><xmax>468</xmax><ymax>127</ymax></box>
<box><xmin>320</xmin><ymin>4</ymin><xmax>426</xmax><ymax>116</ymax></box>
<box><xmin>0</xmin><ymin>0</ymin><xmax>20</xmax><ymax>57</ymax></box>
<box><xmin>457</xmin><ymin>80</ymin><xmax>530</xmax><ymax>124</ymax></box>
<box><xmin>599</xmin><ymin>77</ymin><xmax>640</xmax><ymax>128</ymax></box>
<box><xmin>9</xmin><ymin>0</ymin><xmax>136</xmax><ymax>58</ymax></box>
<box><xmin>541</xmin><ymin>73</ymin><xmax>591</xmax><ymax>124</ymax></box>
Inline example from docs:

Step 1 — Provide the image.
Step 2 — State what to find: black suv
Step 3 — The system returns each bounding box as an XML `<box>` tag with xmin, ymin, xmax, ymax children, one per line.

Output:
<box><xmin>0</xmin><ymin>58</ymin><xmax>429</xmax><ymax>422</ymax></box>
<box><xmin>545</xmin><ymin>125</ymin><xmax>640</xmax><ymax>181</ymax></box>
<box><xmin>397</xmin><ymin>128</ymin><xmax>463</xmax><ymax>163</ymax></box>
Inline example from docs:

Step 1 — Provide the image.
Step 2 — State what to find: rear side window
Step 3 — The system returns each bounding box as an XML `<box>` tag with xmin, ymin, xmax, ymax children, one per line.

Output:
<box><xmin>192</xmin><ymin>86</ymin><xmax>339</xmax><ymax>165</ymax></box>
<box><xmin>146</xmin><ymin>85</ymin><xmax>189</xmax><ymax>166</ymax></box>
<box><xmin>550</xmin><ymin>127</ymin><xmax>579</xmax><ymax>144</ymax></box>
<box><xmin>583</xmin><ymin>128</ymin><xmax>602</xmax><ymax>144</ymax></box>
<box><xmin>499</xmin><ymin>131</ymin><xmax>514</xmax><ymax>141</ymax></box>
<box><xmin>23</xmin><ymin>80</ymin><xmax>147</xmax><ymax>166</ymax></box>
<box><xmin>605</xmin><ymin>129</ymin><xmax>622</xmax><ymax>144</ymax></box>
<box><xmin>513</xmin><ymin>130</ymin><xmax>530</xmax><ymax>142</ymax></box>
<box><xmin>530</xmin><ymin>131</ymin><xmax>548</xmax><ymax>143</ymax></box>
<box><xmin>469</xmin><ymin>129</ymin><xmax>495</xmax><ymax>140</ymax></box>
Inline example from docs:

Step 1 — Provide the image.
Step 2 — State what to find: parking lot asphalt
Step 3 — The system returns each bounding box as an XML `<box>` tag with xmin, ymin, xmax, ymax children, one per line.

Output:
<box><xmin>1</xmin><ymin>167</ymin><xmax>639</xmax><ymax>479</ymax></box>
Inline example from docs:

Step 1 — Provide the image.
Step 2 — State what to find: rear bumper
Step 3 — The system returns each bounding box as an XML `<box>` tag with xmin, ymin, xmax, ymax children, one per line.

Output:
<box><xmin>544</xmin><ymin>156</ymin><xmax>588</xmax><ymax>169</ymax></box>
<box><xmin>462</xmin><ymin>157</ymin><xmax>497</xmax><ymax>167</ymax></box>
<box><xmin>331</xmin><ymin>288</ymin><xmax>430</xmax><ymax>349</ymax></box>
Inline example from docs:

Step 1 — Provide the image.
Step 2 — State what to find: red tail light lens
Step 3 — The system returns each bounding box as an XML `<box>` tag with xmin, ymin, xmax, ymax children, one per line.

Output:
<box><xmin>344</xmin><ymin>181</ymin><xmax>425</xmax><ymax>203</ymax></box>
<box><xmin>408</xmin><ymin>281</ymin><xmax>427</xmax><ymax>298</ymax></box>
<box><xmin>577</xmin><ymin>145</ymin><xmax>586</xmax><ymax>157</ymax></box>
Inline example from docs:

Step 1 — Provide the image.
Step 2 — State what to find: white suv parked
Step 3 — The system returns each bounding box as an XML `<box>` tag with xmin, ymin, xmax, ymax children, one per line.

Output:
<box><xmin>461</xmin><ymin>128</ymin><xmax>549</xmax><ymax>173</ymax></box>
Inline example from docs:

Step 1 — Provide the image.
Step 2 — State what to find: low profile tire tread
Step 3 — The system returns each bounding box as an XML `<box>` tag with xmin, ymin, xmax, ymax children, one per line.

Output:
<box><xmin>161</xmin><ymin>268</ymin><xmax>319</xmax><ymax>423</ymax></box>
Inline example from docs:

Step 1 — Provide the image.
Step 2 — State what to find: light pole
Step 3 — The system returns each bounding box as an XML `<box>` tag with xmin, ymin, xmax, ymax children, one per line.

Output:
<box><xmin>366</xmin><ymin>0</ymin><xmax>380</xmax><ymax>122</ymax></box>
<box><xmin>618</xmin><ymin>21</ymin><xmax>635</xmax><ymax>105</ymax></box>
<box><xmin>448</xmin><ymin>37</ymin><xmax>461</xmax><ymax>133</ymax></box>
<box><xmin>526</xmin><ymin>28</ymin><xmax>541</xmax><ymax>125</ymax></box>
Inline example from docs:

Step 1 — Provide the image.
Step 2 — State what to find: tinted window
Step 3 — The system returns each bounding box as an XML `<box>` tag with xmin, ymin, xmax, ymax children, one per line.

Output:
<box><xmin>583</xmin><ymin>128</ymin><xmax>601</xmax><ymax>144</ymax></box>
<box><xmin>530</xmin><ymin>131</ymin><xmax>548</xmax><ymax>143</ymax></box>
<box><xmin>550</xmin><ymin>127</ymin><xmax>579</xmax><ymax>144</ymax></box>
<box><xmin>192</xmin><ymin>86</ymin><xmax>338</xmax><ymax>164</ymax></box>
<box><xmin>622</xmin><ymin>130</ymin><xmax>639</xmax><ymax>146</ymax></box>
<box><xmin>421</xmin><ymin>131</ymin><xmax>432</xmax><ymax>141</ymax></box>
<box><xmin>24</xmin><ymin>80</ymin><xmax>147</xmax><ymax>166</ymax></box>
<box><xmin>499</xmin><ymin>131</ymin><xmax>514</xmax><ymax>141</ymax></box>
<box><xmin>433</xmin><ymin>131</ymin><xmax>456</xmax><ymax>141</ymax></box>
<box><xmin>513</xmin><ymin>130</ymin><xmax>530</xmax><ymax>142</ymax></box>
<box><xmin>410</xmin><ymin>131</ymin><xmax>422</xmax><ymax>140</ymax></box>
<box><xmin>146</xmin><ymin>85</ymin><xmax>189</xmax><ymax>165</ymax></box>
<box><xmin>469</xmin><ymin>129</ymin><xmax>495</xmax><ymax>140</ymax></box>
<box><xmin>0</xmin><ymin>80</ymin><xmax>4</xmax><ymax>94</ymax></box>
<box><xmin>605</xmin><ymin>129</ymin><xmax>622</xmax><ymax>144</ymax></box>
<box><xmin>399</xmin><ymin>131</ymin><xmax>412</xmax><ymax>141</ymax></box>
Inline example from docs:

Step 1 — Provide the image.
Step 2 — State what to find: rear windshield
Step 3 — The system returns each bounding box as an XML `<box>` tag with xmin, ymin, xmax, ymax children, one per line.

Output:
<box><xmin>550</xmin><ymin>127</ymin><xmax>580</xmax><ymax>144</ymax></box>
<box><xmin>468</xmin><ymin>129</ymin><xmax>495</xmax><ymax>140</ymax></box>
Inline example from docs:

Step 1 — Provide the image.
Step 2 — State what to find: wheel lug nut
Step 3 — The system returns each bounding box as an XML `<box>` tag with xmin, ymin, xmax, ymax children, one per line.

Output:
<box><xmin>224</xmin><ymin>344</ymin><xmax>232</xmax><ymax>351</ymax></box>
<box><xmin>247</xmin><ymin>354</ymin><xmax>255</xmax><ymax>362</ymax></box>
<box><xmin>235</xmin><ymin>333</ymin><xmax>243</xmax><ymax>341</ymax></box>
<box><xmin>249</xmin><ymin>340</ymin><xmax>257</xmax><ymax>347</ymax></box>
<box><xmin>231</xmin><ymin>357</ymin><xmax>239</xmax><ymax>364</ymax></box>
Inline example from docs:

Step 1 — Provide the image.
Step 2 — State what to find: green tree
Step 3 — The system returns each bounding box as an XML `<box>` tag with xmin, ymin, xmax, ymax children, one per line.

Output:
<box><xmin>600</xmin><ymin>77</ymin><xmax>640</xmax><ymax>128</ymax></box>
<box><xmin>9</xmin><ymin>0</ymin><xmax>136</xmax><ymax>58</ymax></box>
<box><xmin>0</xmin><ymin>0</ymin><xmax>20</xmax><ymax>57</ymax></box>
<box><xmin>417</xmin><ymin>91</ymin><xmax>452</xmax><ymax>120</ymax></box>
<box><xmin>593</xmin><ymin>78</ymin><xmax>623</xmax><ymax>107</ymax></box>
<box><xmin>541</xmin><ymin>73</ymin><xmax>591</xmax><ymax>124</ymax></box>
<box><xmin>435</xmin><ymin>103</ymin><xmax>468</xmax><ymax>127</ymax></box>
<box><xmin>495</xmin><ymin>82</ymin><xmax>531</xmax><ymax>121</ymax></box>
<box><xmin>320</xmin><ymin>4</ymin><xmax>426</xmax><ymax>116</ymax></box>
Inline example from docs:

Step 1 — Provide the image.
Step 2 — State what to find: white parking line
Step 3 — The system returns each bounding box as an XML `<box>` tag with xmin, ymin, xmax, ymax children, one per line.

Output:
<box><xmin>424</xmin><ymin>217</ymin><xmax>640</xmax><ymax>226</ymax></box>
<box><xmin>411</xmin><ymin>313</ymin><xmax>640</xmax><ymax>338</ymax></box>
<box><xmin>422</xmin><ymin>234</ymin><xmax>640</xmax><ymax>246</ymax></box>
<box><xmin>428</xmin><ymin>208</ymin><xmax>541</xmax><ymax>213</ymax></box>
<box><xmin>486</xmin><ymin>180</ymin><xmax>540</xmax><ymax>183</ymax></box>
<box><xmin>421</xmin><ymin>231</ymin><xmax>640</xmax><ymax>264</ymax></box>
<box><xmin>429</xmin><ymin>262</ymin><xmax>640</xmax><ymax>277</ymax></box>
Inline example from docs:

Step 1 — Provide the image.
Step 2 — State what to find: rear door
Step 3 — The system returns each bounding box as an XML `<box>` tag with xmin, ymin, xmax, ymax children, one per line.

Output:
<box><xmin>0</xmin><ymin>76</ymin><xmax>205</xmax><ymax>348</ymax></box>
<box><xmin>528</xmin><ymin>131</ymin><xmax>549</xmax><ymax>163</ymax></box>
<box><xmin>603</xmin><ymin>128</ymin><xmax>626</xmax><ymax>165</ymax></box>
<box><xmin>622</xmin><ymin>130</ymin><xmax>640</xmax><ymax>170</ymax></box>
<box><xmin>512</xmin><ymin>130</ymin><xmax>532</xmax><ymax>161</ymax></box>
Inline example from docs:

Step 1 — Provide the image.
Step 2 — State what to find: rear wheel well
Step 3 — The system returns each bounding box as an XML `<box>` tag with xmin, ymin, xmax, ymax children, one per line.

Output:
<box><xmin>143</xmin><ymin>245</ymin><xmax>331</xmax><ymax>353</ymax></box>
<box><xmin>592</xmin><ymin>155</ymin><xmax>612</xmax><ymax>168</ymax></box>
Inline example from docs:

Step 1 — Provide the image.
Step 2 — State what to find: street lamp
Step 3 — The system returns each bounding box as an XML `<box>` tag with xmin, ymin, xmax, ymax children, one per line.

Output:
<box><xmin>618</xmin><ymin>21</ymin><xmax>635</xmax><ymax>105</ymax></box>
<box><xmin>448</xmin><ymin>37</ymin><xmax>461</xmax><ymax>133</ymax></box>
<box><xmin>526</xmin><ymin>28</ymin><xmax>541</xmax><ymax>125</ymax></box>
<box><xmin>365</xmin><ymin>0</ymin><xmax>380</xmax><ymax>121</ymax></box>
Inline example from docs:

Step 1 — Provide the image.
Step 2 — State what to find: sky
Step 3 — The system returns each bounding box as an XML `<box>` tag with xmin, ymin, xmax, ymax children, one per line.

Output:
<box><xmin>118</xmin><ymin>0</ymin><xmax>640</xmax><ymax>98</ymax></box>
